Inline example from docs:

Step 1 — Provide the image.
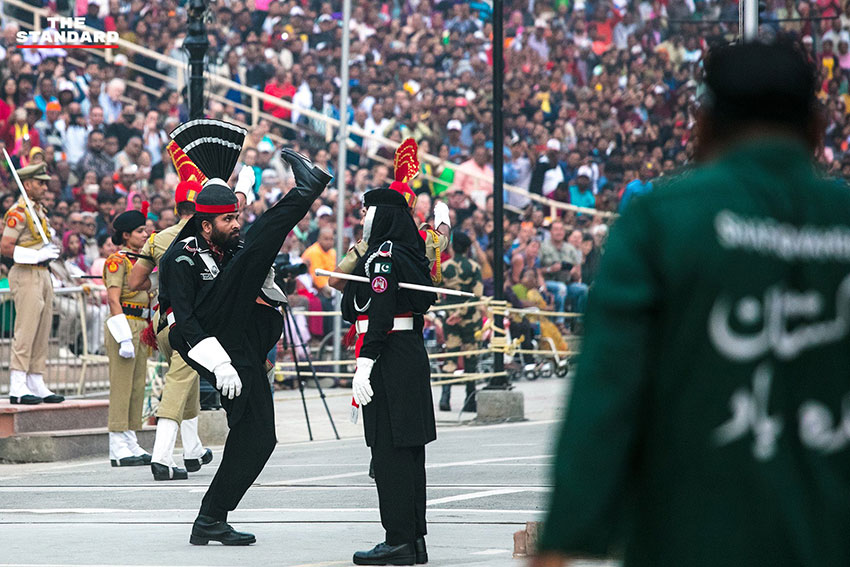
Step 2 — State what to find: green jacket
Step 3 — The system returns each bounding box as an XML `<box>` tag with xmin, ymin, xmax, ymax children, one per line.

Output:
<box><xmin>540</xmin><ymin>138</ymin><xmax>850</xmax><ymax>566</ymax></box>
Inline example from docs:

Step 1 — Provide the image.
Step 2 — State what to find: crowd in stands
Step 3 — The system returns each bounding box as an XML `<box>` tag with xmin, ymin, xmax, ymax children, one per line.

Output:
<box><xmin>1</xmin><ymin>0</ymin><xmax>849</xmax><ymax>348</ymax></box>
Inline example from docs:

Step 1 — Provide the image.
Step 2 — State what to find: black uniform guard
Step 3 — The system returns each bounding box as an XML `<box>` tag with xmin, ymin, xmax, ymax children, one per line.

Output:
<box><xmin>158</xmin><ymin>147</ymin><xmax>330</xmax><ymax>546</ymax></box>
<box><xmin>342</xmin><ymin>187</ymin><xmax>437</xmax><ymax>565</ymax></box>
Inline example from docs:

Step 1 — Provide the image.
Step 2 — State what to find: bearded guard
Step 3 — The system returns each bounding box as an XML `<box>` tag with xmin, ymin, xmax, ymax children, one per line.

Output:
<box><xmin>341</xmin><ymin>148</ymin><xmax>438</xmax><ymax>565</ymax></box>
<box><xmin>157</xmin><ymin>119</ymin><xmax>331</xmax><ymax>546</ymax></box>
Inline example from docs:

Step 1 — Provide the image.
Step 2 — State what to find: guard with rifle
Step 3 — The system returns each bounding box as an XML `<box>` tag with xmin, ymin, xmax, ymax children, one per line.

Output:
<box><xmin>0</xmin><ymin>161</ymin><xmax>64</xmax><ymax>405</ymax></box>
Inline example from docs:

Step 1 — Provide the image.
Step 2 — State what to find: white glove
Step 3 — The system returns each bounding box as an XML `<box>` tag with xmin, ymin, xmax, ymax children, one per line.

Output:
<box><xmin>433</xmin><ymin>201</ymin><xmax>451</xmax><ymax>232</ymax></box>
<box><xmin>13</xmin><ymin>244</ymin><xmax>59</xmax><ymax>264</ymax></box>
<box><xmin>107</xmin><ymin>314</ymin><xmax>133</xmax><ymax>342</ymax></box>
<box><xmin>214</xmin><ymin>362</ymin><xmax>242</xmax><ymax>399</ymax></box>
<box><xmin>234</xmin><ymin>164</ymin><xmax>255</xmax><ymax>205</ymax></box>
<box><xmin>352</xmin><ymin>357</ymin><xmax>375</xmax><ymax>406</ymax></box>
<box><xmin>187</xmin><ymin>337</ymin><xmax>242</xmax><ymax>399</ymax></box>
<box><xmin>118</xmin><ymin>340</ymin><xmax>135</xmax><ymax>358</ymax></box>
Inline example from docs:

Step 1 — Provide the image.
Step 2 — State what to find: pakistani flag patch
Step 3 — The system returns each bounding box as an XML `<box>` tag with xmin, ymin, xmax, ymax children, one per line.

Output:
<box><xmin>374</xmin><ymin>261</ymin><xmax>392</xmax><ymax>274</ymax></box>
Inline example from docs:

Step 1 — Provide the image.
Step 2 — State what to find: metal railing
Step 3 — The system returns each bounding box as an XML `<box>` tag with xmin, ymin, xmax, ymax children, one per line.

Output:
<box><xmin>1</xmin><ymin>0</ymin><xmax>616</xmax><ymax>218</ymax></box>
<box><xmin>0</xmin><ymin>285</ymin><xmax>167</xmax><ymax>397</ymax></box>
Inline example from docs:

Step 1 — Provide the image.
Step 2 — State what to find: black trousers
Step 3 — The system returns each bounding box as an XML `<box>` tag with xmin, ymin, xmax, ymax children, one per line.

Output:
<box><xmin>174</xmin><ymin>184</ymin><xmax>319</xmax><ymax>521</ymax></box>
<box><xmin>370</xmin><ymin>377</ymin><xmax>427</xmax><ymax>546</ymax></box>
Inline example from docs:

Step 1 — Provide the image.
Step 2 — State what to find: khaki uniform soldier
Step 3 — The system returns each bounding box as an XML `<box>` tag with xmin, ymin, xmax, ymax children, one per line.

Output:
<box><xmin>0</xmin><ymin>163</ymin><xmax>64</xmax><ymax>404</ymax></box>
<box><xmin>104</xmin><ymin>209</ymin><xmax>152</xmax><ymax>466</ymax></box>
<box><xmin>129</xmin><ymin>179</ymin><xmax>213</xmax><ymax>481</ymax></box>
<box><xmin>439</xmin><ymin>231</ymin><xmax>484</xmax><ymax>413</ymax></box>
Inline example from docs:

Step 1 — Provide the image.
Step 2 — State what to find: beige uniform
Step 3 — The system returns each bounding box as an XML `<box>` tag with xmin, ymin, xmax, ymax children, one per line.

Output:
<box><xmin>103</xmin><ymin>249</ymin><xmax>150</xmax><ymax>432</ymax></box>
<box><xmin>3</xmin><ymin>199</ymin><xmax>53</xmax><ymax>375</ymax></box>
<box><xmin>137</xmin><ymin>218</ymin><xmax>200</xmax><ymax>423</ymax></box>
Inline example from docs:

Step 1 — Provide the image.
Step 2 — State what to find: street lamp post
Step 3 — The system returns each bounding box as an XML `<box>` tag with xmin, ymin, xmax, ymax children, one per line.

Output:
<box><xmin>184</xmin><ymin>0</ymin><xmax>209</xmax><ymax>120</ymax></box>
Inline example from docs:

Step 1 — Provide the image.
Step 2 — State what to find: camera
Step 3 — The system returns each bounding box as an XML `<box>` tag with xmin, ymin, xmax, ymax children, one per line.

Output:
<box><xmin>273</xmin><ymin>254</ymin><xmax>308</xmax><ymax>294</ymax></box>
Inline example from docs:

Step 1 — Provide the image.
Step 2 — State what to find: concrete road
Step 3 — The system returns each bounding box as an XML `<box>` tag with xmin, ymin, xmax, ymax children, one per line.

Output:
<box><xmin>0</xmin><ymin>379</ymin><xmax>616</xmax><ymax>567</ymax></box>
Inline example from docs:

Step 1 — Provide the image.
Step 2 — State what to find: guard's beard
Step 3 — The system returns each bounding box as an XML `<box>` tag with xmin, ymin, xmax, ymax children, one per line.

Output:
<box><xmin>210</xmin><ymin>224</ymin><xmax>240</xmax><ymax>250</ymax></box>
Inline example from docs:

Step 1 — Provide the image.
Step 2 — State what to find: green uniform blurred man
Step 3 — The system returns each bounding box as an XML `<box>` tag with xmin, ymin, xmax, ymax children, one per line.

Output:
<box><xmin>535</xmin><ymin>40</ymin><xmax>850</xmax><ymax>567</ymax></box>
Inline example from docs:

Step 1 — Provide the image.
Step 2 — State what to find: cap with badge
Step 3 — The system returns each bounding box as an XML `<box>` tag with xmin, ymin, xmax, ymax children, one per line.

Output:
<box><xmin>17</xmin><ymin>162</ymin><xmax>52</xmax><ymax>181</ymax></box>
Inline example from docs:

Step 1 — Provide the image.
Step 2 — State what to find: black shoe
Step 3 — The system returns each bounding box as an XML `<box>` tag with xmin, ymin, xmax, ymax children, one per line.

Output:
<box><xmin>439</xmin><ymin>401</ymin><xmax>450</xmax><ymax>412</ymax></box>
<box><xmin>42</xmin><ymin>394</ymin><xmax>64</xmax><ymax>403</ymax></box>
<box><xmin>184</xmin><ymin>448</ymin><xmax>213</xmax><ymax>473</ymax></box>
<box><xmin>462</xmin><ymin>400</ymin><xmax>477</xmax><ymax>413</ymax></box>
<box><xmin>110</xmin><ymin>455</ymin><xmax>146</xmax><ymax>467</ymax></box>
<box><xmin>189</xmin><ymin>515</ymin><xmax>256</xmax><ymax>546</ymax></box>
<box><xmin>281</xmin><ymin>148</ymin><xmax>333</xmax><ymax>189</ymax></box>
<box><xmin>151</xmin><ymin>462</ymin><xmax>188</xmax><ymax>481</ymax></box>
<box><xmin>10</xmin><ymin>395</ymin><xmax>42</xmax><ymax>405</ymax></box>
<box><xmin>414</xmin><ymin>537</ymin><xmax>427</xmax><ymax>564</ymax></box>
<box><xmin>138</xmin><ymin>453</ymin><xmax>152</xmax><ymax>465</ymax></box>
<box><xmin>353</xmin><ymin>542</ymin><xmax>415</xmax><ymax>566</ymax></box>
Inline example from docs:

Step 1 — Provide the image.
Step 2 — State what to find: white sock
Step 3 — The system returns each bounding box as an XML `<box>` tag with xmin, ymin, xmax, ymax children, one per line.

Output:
<box><xmin>9</xmin><ymin>370</ymin><xmax>36</xmax><ymax>398</ymax></box>
<box><xmin>181</xmin><ymin>417</ymin><xmax>205</xmax><ymax>460</ymax></box>
<box><xmin>26</xmin><ymin>373</ymin><xmax>55</xmax><ymax>398</ymax></box>
<box><xmin>123</xmin><ymin>431</ymin><xmax>148</xmax><ymax>456</ymax></box>
<box><xmin>109</xmin><ymin>432</ymin><xmax>134</xmax><ymax>460</ymax></box>
<box><xmin>152</xmin><ymin>418</ymin><xmax>179</xmax><ymax>467</ymax></box>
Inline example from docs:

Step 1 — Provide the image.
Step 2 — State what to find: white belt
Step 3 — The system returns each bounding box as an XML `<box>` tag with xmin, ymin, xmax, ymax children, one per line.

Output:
<box><xmin>355</xmin><ymin>316</ymin><xmax>413</xmax><ymax>335</ymax></box>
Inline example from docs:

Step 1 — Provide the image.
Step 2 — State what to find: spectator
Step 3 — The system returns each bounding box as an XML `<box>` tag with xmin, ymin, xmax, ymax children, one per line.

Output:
<box><xmin>569</xmin><ymin>166</ymin><xmax>596</xmax><ymax>213</ymax></box>
<box><xmin>453</xmin><ymin>144</ymin><xmax>494</xmax><ymax>210</ymax></box>
<box><xmin>540</xmin><ymin>220</ymin><xmax>586</xmax><ymax>327</ymax></box>
<box><xmin>530</xmin><ymin>139</ymin><xmax>565</xmax><ymax>198</ymax></box>
<box><xmin>76</xmin><ymin>130</ymin><xmax>113</xmax><ymax>180</ymax></box>
<box><xmin>619</xmin><ymin>162</ymin><xmax>656</xmax><ymax>212</ymax></box>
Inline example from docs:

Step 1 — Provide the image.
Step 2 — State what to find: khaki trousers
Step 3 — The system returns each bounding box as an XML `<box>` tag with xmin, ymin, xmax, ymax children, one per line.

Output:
<box><xmin>105</xmin><ymin>316</ymin><xmax>148</xmax><ymax>431</ymax></box>
<box><xmin>152</xmin><ymin>309</ymin><xmax>200</xmax><ymax>423</ymax></box>
<box><xmin>9</xmin><ymin>265</ymin><xmax>53</xmax><ymax>374</ymax></box>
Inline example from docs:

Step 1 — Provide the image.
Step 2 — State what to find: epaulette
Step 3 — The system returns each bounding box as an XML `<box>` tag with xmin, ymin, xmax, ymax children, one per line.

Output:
<box><xmin>377</xmin><ymin>241</ymin><xmax>393</xmax><ymax>257</ymax></box>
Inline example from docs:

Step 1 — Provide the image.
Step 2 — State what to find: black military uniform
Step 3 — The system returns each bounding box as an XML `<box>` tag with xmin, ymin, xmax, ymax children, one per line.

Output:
<box><xmin>343</xmin><ymin>188</ymin><xmax>437</xmax><ymax>565</ymax></box>
<box><xmin>158</xmin><ymin>149</ymin><xmax>329</xmax><ymax>545</ymax></box>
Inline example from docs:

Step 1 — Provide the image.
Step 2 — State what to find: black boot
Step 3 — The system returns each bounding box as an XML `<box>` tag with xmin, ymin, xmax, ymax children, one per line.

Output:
<box><xmin>110</xmin><ymin>455</ymin><xmax>146</xmax><ymax>467</ymax></box>
<box><xmin>353</xmin><ymin>542</ymin><xmax>415</xmax><ymax>565</ymax></box>
<box><xmin>151</xmin><ymin>462</ymin><xmax>188</xmax><ymax>481</ymax></box>
<box><xmin>184</xmin><ymin>448</ymin><xmax>213</xmax><ymax>473</ymax></box>
<box><xmin>414</xmin><ymin>537</ymin><xmax>428</xmax><ymax>564</ymax></box>
<box><xmin>189</xmin><ymin>515</ymin><xmax>256</xmax><ymax>546</ymax></box>
<box><xmin>281</xmin><ymin>148</ymin><xmax>332</xmax><ymax>190</ymax></box>
<box><xmin>439</xmin><ymin>385</ymin><xmax>450</xmax><ymax>412</ymax></box>
<box><xmin>10</xmin><ymin>395</ymin><xmax>42</xmax><ymax>405</ymax></box>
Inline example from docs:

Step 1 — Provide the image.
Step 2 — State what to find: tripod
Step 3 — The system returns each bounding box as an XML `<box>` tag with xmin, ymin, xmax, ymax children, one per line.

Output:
<box><xmin>279</xmin><ymin>301</ymin><xmax>339</xmax><ymax>441</ymax></box>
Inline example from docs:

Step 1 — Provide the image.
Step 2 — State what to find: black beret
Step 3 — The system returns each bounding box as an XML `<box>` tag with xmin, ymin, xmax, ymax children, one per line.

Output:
<box><xmin>112</xmin><ymin>210</ymin><xmax>146</xmax><ymax>245</ymax></box>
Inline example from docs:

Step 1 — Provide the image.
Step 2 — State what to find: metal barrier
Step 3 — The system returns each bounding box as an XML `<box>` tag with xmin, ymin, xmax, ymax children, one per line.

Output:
<box><xmin>0</xmin><ymin>285</ymin><xmax>166</xmax><ymax>398</ymax></box>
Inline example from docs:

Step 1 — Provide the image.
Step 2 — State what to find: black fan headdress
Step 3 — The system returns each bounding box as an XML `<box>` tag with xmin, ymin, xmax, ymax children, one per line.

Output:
<box><xmin>169</xmin><ymin>119</ymin><xmax>247</xmax><ymax>188</ymax></box>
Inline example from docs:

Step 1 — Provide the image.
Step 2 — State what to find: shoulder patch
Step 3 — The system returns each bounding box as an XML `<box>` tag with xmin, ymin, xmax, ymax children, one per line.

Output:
<box><xmin>374</xmin><ymin>260</ymin><xmax>392</xmax><ymax>274</ymax></box>
<box><xmin>105</xmin><ymin>257</ymin><xmax>122</xmax><ymax>273</ymax></box>
<box><xmin>377</xmin><ymin>241</ymin><xmax>393</xmax><ymax>257</ymax></box>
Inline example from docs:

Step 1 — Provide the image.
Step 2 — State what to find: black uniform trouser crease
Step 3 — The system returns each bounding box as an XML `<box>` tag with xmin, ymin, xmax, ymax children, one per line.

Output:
<box><xmin>369</xmin><ymin>376</ymin><xmax>427</xmax><ymax>545</ymax></box>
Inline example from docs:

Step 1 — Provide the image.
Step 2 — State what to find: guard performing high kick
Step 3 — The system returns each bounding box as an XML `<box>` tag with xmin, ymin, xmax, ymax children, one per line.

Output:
<box><xmin>157</xmin><ymin>119</ymin><xmax>331</xmax><ymax>546</ymax></box>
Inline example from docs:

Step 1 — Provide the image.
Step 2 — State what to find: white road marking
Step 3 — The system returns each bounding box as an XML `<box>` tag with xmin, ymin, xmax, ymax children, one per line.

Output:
<box><xmin>264</xmin><ymin>454</ymin><xmax>552</xmax><ymax>485</ymax></box>
<box><xmin>470</xmin><ymin>548</ymin><xmax>511</xmax><ymax>556</ymax></box>
<box><xmin>426</xmin><ymin>488</ymin><xmax>528</xmax><ymax>505</ymax></box>
<box><xmin>0</xmin><ymin>507</ymin><xmax>545</xmax><ymax>515</ymax></box>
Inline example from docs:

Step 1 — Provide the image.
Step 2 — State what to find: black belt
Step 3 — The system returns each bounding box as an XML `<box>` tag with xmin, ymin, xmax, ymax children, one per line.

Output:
<box><xmin>121</xmin><ymin>303</ymin><xmax>150</xmax><ymax>319</ymax></box>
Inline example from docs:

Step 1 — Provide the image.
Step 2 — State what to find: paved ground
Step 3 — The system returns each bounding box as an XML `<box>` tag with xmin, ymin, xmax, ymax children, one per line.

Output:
<box><xmin>0</xmin><ymin>378</ymin><xmax>616</xmax><ymax>567</ymax></box>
